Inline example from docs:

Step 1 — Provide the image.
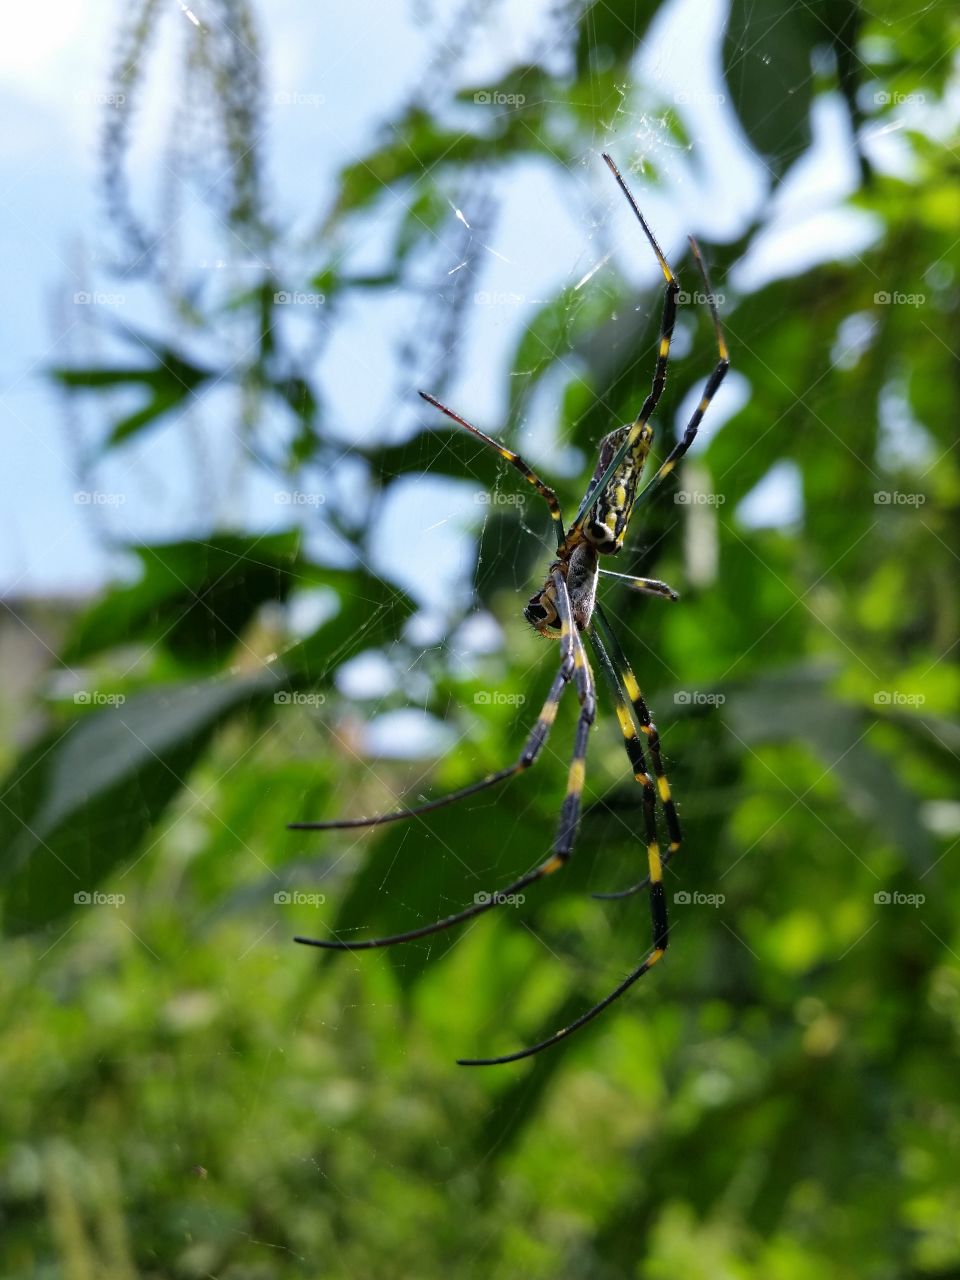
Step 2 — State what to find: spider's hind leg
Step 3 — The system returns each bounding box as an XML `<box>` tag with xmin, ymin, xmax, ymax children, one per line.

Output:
<box><xmin>588</xmin><ymin>604</ymin><xmax>681</xmax><ymax>902</ymax></box>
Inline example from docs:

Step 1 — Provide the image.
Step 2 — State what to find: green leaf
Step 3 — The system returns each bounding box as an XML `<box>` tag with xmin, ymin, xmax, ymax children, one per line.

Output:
<box><xmin>723</xmin><ymin>0</ymin><xmax>862</xmax><ymax>181</ymax></box>
<box><xmin>281</xmin><ymin>567</ymin><xmax>417</xmax><ymax>682</ymax></box>
<box><xmin>723</xmin><ymin>667</ymin><xmax>933</xmax><ymax>875</ymax></box>
<box><xmin>0</xmin><ymin>670</ymin><xmax>283</xmax><ymax>934</ymax></box>
<box><xmin>51</xmin><ymin>339</ymin><xmax>214</xmax><ymax>449</ymax></box>
<box><xmin>63</xmin><ymin>532</ymin><xmax>306</xmax><ymax>668</ymax></box>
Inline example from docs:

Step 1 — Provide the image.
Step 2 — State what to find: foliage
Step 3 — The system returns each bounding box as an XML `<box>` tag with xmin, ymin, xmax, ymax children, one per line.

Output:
<box><xmin>3</xmin><ymin>1</ymin><xmax>960</xmax><ymax>1277</ymax></box>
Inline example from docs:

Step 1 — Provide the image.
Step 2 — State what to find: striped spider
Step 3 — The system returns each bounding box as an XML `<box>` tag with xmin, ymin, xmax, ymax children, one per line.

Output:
<box><xmin>293</xmin><ymin>154</ymin><xmax>729</xmax><ymax>1066</ymax></box>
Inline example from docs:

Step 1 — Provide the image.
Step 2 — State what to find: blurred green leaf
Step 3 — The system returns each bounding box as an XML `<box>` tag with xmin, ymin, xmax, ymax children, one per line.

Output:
<box><xmin>63</xmin><ymin>532</ymin><xmax>306</xmax><ymax>668</ymax></box>
<box><xmin>51</xmin><ymin>339</ymin><xmax>214</xmax><ymax>448</ymax></box>
<box><xmin>0</xmin><ymin>670</ymin><xmax>283</xmax><ymax>933</ymax></box>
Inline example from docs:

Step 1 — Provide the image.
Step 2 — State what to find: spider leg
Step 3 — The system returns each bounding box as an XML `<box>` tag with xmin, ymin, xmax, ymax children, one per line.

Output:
<box><xmin>457</xmin><ymin>949</ymin><xmax>666</xmax><ymax>1066</ymax></box>
<box><xmin>290</xmin><ymin>612</ymin><xmax>571</xmax><ymax>835</ymax></box>
<box><xmin>460</xmin><ymin>612</ymin><xmax>670</xmax><ymax>1067</ymax></box>
<box><xmin>295</xmin><ymin>571</ymin><xmax>589</xmax><ymax>954</ymax></box>
<box><xmin>585</xmin><ymin>620</ymin><xmax>662</xmax><ymax>905</ymax></box>
<box><xmin>589</xmin><ymin>603</ymin><xmax>680</xmax><ymax>900</ymax></box>
<box><xmin>569</xmin><ymin>153</ymin><xmax>679</xmax><ymax>532</ymax></box>
<box><xmin>597</xmin><ymin>569</ymin><xmax>679</xmax><ymax>601</ymax></box>
<box><xmin>418</xmin><ymin>391</ymin><xmax>565</xmax><ymax>547</ymax></box>
<box><xmin>572</xmin><ymin>157</ymin><xmax>731</xmax><ymax>534</ymax></box>
<box><xmin>629</xmin><ymin>236</ymin><xmax>730</xmax><ymax>511</ymax></box>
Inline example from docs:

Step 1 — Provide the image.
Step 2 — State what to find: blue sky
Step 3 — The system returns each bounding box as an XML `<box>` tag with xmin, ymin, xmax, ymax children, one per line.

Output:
<box><xmin>0</xmin><ymin>0</ymin><xmax>884</xmax><ymax>606</ymax></box>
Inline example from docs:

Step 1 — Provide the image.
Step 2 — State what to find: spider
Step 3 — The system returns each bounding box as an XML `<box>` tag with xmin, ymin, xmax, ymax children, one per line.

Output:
<box><xmin>292</xmin><ymin>153</ymin><xmax>729</xmax><ymax>1066</ymax></box>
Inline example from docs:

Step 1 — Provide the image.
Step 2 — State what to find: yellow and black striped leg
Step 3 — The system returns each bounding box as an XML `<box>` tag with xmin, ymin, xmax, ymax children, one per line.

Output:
<box><xmin>295</xmin><ymin>572</ymin><xmax>584</xmax><ymax>954</ymax></box>
<box><xmin>460</xmin><ymin>613</ymin><xmax>670</xmax><ymax>1066</ymax></box>
<box><xmin>590</xmin><ymin>604</ymin><xmax>681</xmax><ymax>899</ymax></box>
<box><xmin>586</xmin><ymin>622</ymin><xmax>665</xmax><ymax>913</ymax></box>
<box><xmin>631</xmin><ymin>237</ymin><xmax>730</xmax><ymax>511</ymax></box>
<box><xmin>602</xmin><ymin>153</ymin><xmax>680</xmax><ymax>441</ymax></box>
<box><xmin>570</xmin><ymin>153</ymin><xmax>679</xmax><ymax>531</ymax></box>
<box><xmin>419</xmin><ymin>391</ymin><xmax>566</xmax><ymax>547</ymax></box>
<box><xmin>598</xmin><ymin>569</ymin><xmax>679</xmax><ymax>602</ymax></box>
<box><xmin>550</xmin><ymin>576</ymin><xmax>597</xmax><ymax>869</ymax></box>
<box><xmin>291</xmin><ymin>593</ymin><xmax>576</xmax><ymax>836</ymax></box>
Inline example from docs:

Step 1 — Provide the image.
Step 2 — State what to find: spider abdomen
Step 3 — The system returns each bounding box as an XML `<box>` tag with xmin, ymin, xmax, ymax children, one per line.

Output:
<box><xmin>581</xmin><ymin>423</ymin><xmax>654</xmax><ymax>553</ymax></box>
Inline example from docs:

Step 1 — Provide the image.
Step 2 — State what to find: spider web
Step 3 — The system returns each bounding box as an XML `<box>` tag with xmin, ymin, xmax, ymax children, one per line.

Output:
<box><xmin>6</xmin><ymin>0</ymin><xmax>895</xmax><ymax>1265</ymax></box>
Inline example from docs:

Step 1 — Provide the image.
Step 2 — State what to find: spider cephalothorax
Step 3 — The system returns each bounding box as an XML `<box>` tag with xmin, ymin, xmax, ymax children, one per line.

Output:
<box><xmin>291</xmin><ymin>153</ymin><xmax>730</xmax><ymax>1067</ymax></box>
<box><xmin>524</xmin><ymin>543</ymin><xmax>598</xmax><ymax>635</ymax></box>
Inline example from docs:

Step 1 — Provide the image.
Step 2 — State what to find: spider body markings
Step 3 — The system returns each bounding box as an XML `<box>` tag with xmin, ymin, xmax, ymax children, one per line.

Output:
<box><xmin>525</xmin><ymin>421</ymin><xmax>654</xmax><ymax>635</ymax></box>
<box><xmin>291</xmin><ymin>153</ymin><xmax>730</xmax><ymax>1066</ymax></box>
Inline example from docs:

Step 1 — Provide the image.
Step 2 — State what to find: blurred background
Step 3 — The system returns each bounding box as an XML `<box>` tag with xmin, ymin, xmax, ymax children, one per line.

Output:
<box><xmin>2</xmin><ymin>1</ymin><xmax>959</xmax><ymax>1276</ymax></box>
